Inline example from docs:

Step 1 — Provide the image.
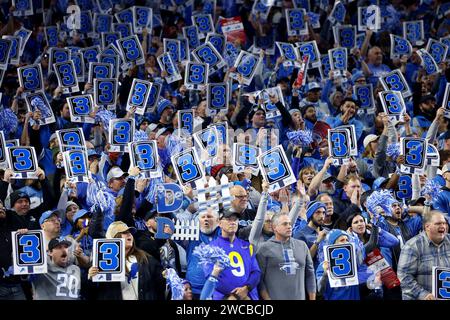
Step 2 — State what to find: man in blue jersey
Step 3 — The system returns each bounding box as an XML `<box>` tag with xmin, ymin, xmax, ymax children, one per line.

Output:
<box><xmin>208</xmin><ymin>209</ymin><xmax>261</xmax><ymax>300</ymax></box>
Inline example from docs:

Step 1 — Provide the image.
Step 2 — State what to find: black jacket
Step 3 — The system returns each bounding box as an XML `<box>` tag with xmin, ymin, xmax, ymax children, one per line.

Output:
<box><xmin>332</xmin><ymin>189</ymin><xmax>362</xmax><ymax>223</ymax></box>
<box><xmin>89</xmin><ymin>255</ymin><xmax>166</xmax><ymax>300</ymax></box>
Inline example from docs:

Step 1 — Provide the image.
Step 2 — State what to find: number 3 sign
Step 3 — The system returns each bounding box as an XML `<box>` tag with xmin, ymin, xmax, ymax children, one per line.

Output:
<box><xmin>12</xmin><ymin>230</ymin><xmax>47</xmax><ymax>275</ymax></box>
<box><xmin>92</xmin><ymin>239</ymin><xmax>125</xmax><ymax>282</ymax></box>
<box><xmin>324</xmin><ymin>243</ymin><xmax>359</xmax><ymax>288</ymax></box>
<box><xmin>257</xmin><ymin>145</ymin><xmax>296</xmax><ymax>193</ymax></box>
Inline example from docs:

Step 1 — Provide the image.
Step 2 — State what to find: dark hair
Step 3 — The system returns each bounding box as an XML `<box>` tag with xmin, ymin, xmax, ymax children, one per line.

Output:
<box><xmin>345</xmin><ymin>213</ymin><xmax>370</xmax><ymax>244</ymax></box>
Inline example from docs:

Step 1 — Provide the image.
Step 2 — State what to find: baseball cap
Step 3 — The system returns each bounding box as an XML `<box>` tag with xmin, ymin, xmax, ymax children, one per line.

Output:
<box><xmin>420</xmin><ymin>94</ymin><xmax>436</xmax><ymax>104</ymax></box>
<box><xmin>106</xmin><ymin>167</ymin><xmax>127</xmax><ymax>182</ymax></box>
<box><xmin>322</xmin><ymin>172</ymin><xmax>336</xmax><ymax>182</ymax></box>
<box><xmin>219</xmin><ymin>208</ymin><xmax>240</xmax><ymax>220</ymax></box>
<box><xmin>48</xmin><ymin>237</ymin><xmax>72</xmax><ymax>251</ymax></box>
<box><xmin>72</xmin><ymin>209</ymin><xmax>89</xmax><ymax>224</ymax></box>
<box><xmin>10</xmin><ymin>191</ymin><xmax>30</xmax><ymax>208</ymax></box>
<box><xmin>87</xmin><ymin>149</ymin><xmax>101</xmax><ymax>158</ymax></box>
<box><xmin>305</xmin><ymin>201</ymin><xmax>326</xmax><ymax>220</ymax></box>
<box><xmin>363</xmin><ymin>134</ymin><xmax>379</xmax><ymax>149</ymax></box>
<box><xmin>39</xmin><ymin>209</ymin><xmax>62</xmax><ymax>225</ymax></box>
<box><xmin>105</xmin><ymin>221</ymin><xmax>136</xmax><ymax>239</ymax></box>
<box><xmin>307</xmin><ymin>82</ymin><xmax>321</xmax><ymax>92</ymax></box>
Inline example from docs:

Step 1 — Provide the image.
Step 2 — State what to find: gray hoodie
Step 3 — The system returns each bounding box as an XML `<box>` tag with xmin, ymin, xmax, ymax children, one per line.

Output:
<box><xmin>256</xmin><ymin>237</ymin><xmax>316</xmax><ymax>300</ymax></box>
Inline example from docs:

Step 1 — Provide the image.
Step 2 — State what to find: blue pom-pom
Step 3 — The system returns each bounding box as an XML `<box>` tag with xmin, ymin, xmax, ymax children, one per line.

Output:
<box><xmin>86</xmin><ymin>180</ymin><xmax>116</xmax><ymax>212</ymax></box>
<box><xmin>386</xmin><ymin>143</ymin><xmax>400</xmax><ymax>160</ymax></box>
<box><xmin>193</xmin><ymin>243</ymin><xmax>231</xmax><ymax>269</ymax></box>
<box><xmin>0</xmin><ymin>108</ymin><xmax>18</xmax><ymax>136</ymax></box>
<box><xmin>421</xmin><ymin>179</ymin><xmax>442</xmax><ymax>199</ymax></box>
<box><xmin>134</xmin><ymin>130</ymin><xmax>149</xmax><ymax>142</ymax></box>
<box><xmin>366</xmin><ymin>189</ymin><xmax>397</xmax><ymax>218</ymax></box>
<box><xmin>95</xmin><ymin>108</ymin><xmax>116</xmax><ymax>132</ymax></box>
<box><xmin>165</xmin><ymin>268</ymin><xmax>185</xmax><ymax>300</ymax></box>
<box><xmin>287</xmin><ymin>130</ymin><xmax>313</xmax><ymax>147</ymax></box>
<box><xmin>166</xmin><ymin>134</ymin><xmax>189</xmax><ymax>157</ymax></box>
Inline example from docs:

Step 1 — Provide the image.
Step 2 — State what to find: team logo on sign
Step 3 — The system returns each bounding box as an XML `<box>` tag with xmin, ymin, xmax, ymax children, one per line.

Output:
<box><xmin>129</xmin><ymin>140</ymin><xmax>160</xmax><ymax>178</ymax></box>
<box><xmin>63</xmin><ymin>149</ymin><xmax>90</xmax><ymax>183</ymax></box>
<box><xmin>67</xmin><ymin>94</ymin><xmax>95</xmax><ymax>124</ymax></box>
<box><xmin>379</xmin><ymin>69</ymin><xmax>412</xmax><ymax>98</ymax></box>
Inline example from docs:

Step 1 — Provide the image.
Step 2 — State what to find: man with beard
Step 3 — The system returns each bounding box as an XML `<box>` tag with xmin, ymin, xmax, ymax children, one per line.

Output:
<box><xmin>412</xmin><ymin>95</ymin><xmax>437</xmax><ymax>137</ymax></box>
<box><xmin>31</xmin><ymin>237</ymin><xmax>81</xmax><ymax>300</ymax></box>
<box><xmin>397</xmin><ymin>211</ymin><xmax>450</xmax><ymax>300</ymax></box>
<box><xmin>301</xmin><ymin>105</ymin><xmax>318</xmax><ymax>130</ymax></box>
<box><xmin>185</xmin><ymin>208</ymin><xmax>221</xmax><ymax>299</ymax></box>
<box><xmin>378</xmin><ymin>200</ymin><xmax>422</xmax><ymax>287</ymax></box>
<box><xmin>293</xmin><ymin>201</ymin><xmax>328</xmax><ymax>269</ymax></box>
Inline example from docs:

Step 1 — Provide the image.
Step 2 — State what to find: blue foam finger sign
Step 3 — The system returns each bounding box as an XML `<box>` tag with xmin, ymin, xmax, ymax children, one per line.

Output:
<box><xmin>93</xmin><ymin>239</ymin><xmax>125</xmax><ymax>282</ymax></box>
<box><xmin>12</xmin><ymin>230</ymin><xmax>47</xmax><ymax>275</ymax></box>
<box><xmin>109</xmin><ymin>118</ymin><xmax>135</xmax><ymax>153</ymax></box>
<box><xmin>156</xmin><ymin>183</ymin><xmax>183</xmax><ymax>214</ymax></box>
